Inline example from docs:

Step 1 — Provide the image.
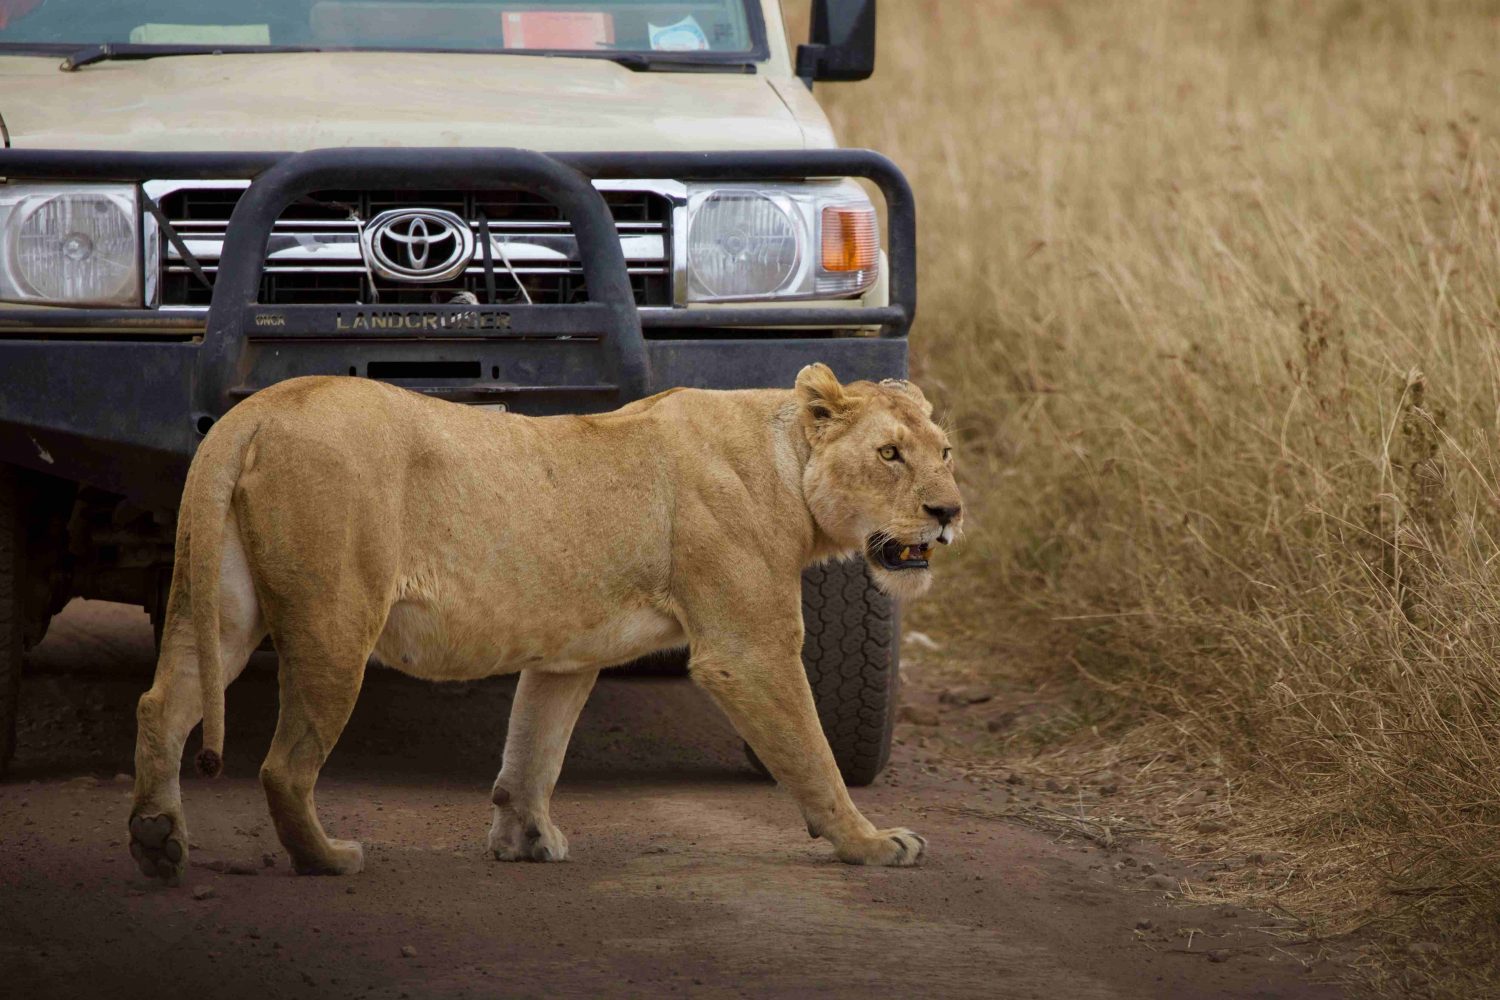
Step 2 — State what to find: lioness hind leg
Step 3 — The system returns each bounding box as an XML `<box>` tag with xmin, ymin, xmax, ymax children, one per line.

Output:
<box><xmin>260</xmin><ymin>646</ymin><xmax>368</xmax><ymax>876</ymax></box>
<box><xmin>130</xmin><ymin>522</ymin><xmax>264</xmax><ymax>883</ymax></box>
<box><xmin>129</xmin><ymin>627</ymin><xmax>203</xmax><ymax>884</ymax></box>
<box><xmin>488</xmin><ymin>668</ymin><xmax>598</xmax><ymax>862</ymax></box>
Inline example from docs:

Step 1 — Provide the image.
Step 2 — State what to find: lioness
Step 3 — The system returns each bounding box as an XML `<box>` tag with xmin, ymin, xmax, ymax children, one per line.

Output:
<box><xmin>128</xmin><ymin>364</ymin><xmax>962</xmax><ymax>881</ymax></box>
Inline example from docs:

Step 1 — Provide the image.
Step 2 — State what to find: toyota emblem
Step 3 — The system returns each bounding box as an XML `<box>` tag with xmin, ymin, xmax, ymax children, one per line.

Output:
<box><xmin>360</xmin><ymin>208</ymin><xmax>475</xmax><ymax>283</ymax></box>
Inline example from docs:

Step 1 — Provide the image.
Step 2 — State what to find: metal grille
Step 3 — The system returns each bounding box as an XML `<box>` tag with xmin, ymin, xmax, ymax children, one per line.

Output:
<box><xmin>152</xmin><ymin>186</ymin><xmax>672</xmax><ymax>307</ymax></box>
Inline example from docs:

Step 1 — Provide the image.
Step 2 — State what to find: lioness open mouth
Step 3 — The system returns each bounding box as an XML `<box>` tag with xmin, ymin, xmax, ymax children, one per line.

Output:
<box><xmin>869</xmin><ymin>537</ymin><xmax>934</xmax><ymax>571</ymax></box>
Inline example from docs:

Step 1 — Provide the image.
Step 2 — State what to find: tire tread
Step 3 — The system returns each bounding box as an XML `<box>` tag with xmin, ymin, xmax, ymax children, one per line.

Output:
<box><xmin>798</xmin><ymin>558</ymin><xmax>899</xmax><ymax>786</ymax></box>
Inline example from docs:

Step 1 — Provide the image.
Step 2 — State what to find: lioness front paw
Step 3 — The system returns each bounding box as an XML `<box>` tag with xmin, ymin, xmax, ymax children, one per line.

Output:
<box><xmin>488</xmin><ymin>806</ymin><xmax>568</xmax><ymax>862</ymax></box>
<box><xmin>835</xmin><ymin>827</ymin><xmax>927</xmax><ymax>867</ymax></box>
<box><xmin>128</xmin><ymin>811</ymin><xmax>189</xmax><ymax>884</ymax></box>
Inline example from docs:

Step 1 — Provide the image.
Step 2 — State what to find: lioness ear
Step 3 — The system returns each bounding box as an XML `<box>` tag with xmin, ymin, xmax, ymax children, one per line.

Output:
<box><xmin>880</xmin><ymin>378</ymin><xmax>934</xmax><ymax>418</ymax></box>
<box><xmin>795</xmin><ymin>363</ymin><xmax>850</xmax><ymax>427</ymax></box>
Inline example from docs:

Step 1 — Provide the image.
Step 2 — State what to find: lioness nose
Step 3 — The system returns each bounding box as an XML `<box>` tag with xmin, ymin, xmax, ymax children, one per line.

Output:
<box><xmin>923</xmin><ymin>504</ymin><xmax>961</xmax><ymax>525</ymax></box>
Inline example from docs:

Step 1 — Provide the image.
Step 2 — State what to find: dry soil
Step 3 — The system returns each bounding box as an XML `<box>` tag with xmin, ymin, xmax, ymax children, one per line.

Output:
<box><xmin>0</xmin><ymin>601</ymin><xmax>1351</xmax><ymax>999</ymax></box>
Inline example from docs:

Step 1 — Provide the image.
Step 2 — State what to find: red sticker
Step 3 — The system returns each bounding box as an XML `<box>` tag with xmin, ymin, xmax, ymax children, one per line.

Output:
<box><xmin>0</xmin><ymin>0</ymin><xmax>43</xmax><ymax>29</ymax></box>
<box><xmin>502</xmin><ymin>11</ymin><xmax>615</xmax><ymax>50</ymax></box>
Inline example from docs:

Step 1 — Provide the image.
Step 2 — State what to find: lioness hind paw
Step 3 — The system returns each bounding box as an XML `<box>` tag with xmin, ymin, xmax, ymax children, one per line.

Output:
<box><xmin>128</xmin><ymin>812</ymin><xmax>187</xmax><ymax>884</ymax></box>
<box><xmin>837</xmin><ymin>827</ymin><xmax>928</xmax><ymax>868</ymax></box>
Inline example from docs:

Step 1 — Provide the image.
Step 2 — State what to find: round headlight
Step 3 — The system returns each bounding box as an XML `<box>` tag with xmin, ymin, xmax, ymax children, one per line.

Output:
<box><xmin>14</xmin><ymin>192</ymin><xmax>138</xmax><ymax>305</ymax></box>
<box><xmin>687</xmin><ymin>191</ymin><xmax>801</xmax><ymax>300</ymax></box>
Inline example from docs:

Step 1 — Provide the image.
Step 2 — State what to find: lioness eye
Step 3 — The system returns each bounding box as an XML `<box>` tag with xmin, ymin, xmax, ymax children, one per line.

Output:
<box><xmin>879</xmin><ymin>445</ymin><xmax>902</xmax><ymax>462</ymax></box>
<box><xmin>943</xmin><ymin>447</ymin><xmax>952</xmax><ymax>461</ymax></box>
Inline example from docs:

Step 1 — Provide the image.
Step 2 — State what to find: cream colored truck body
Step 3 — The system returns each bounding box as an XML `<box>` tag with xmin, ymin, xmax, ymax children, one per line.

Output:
<box><xmin>0</xmin><ymin>2</ymin><xmax>886</xmax><ymax>316</ymax></box>
<box><xmin>0</xmin><ymin>4</ymin><xmax>833</xmax><ymax>152</ymax></box>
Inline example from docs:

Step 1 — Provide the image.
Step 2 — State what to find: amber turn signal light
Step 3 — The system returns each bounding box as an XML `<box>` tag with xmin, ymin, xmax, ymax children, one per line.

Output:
<box><xmin>821</xmin><ymin>205</ymin><xmax>878</xmax><ymax>273</ymax></box>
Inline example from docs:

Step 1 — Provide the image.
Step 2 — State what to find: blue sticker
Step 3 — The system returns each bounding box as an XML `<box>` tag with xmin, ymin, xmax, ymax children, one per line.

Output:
<box><xmin>649</xmin><ymin>15</ymin><xmax>710</xmax><ymax>52</ymax></box>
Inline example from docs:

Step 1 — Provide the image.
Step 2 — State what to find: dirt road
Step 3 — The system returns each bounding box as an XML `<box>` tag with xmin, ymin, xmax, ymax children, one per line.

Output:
<box><xmin>1</xmin><ymin>602</ymin><xmax>1347</xmax><ymax>999</ymax></box>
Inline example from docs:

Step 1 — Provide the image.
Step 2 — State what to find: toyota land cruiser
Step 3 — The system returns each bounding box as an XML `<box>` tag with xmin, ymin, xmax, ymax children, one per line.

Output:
<box><xmin>0</xmin><ymin>0</ymin><xmax>915</xmax><ymax>783</ymax></box>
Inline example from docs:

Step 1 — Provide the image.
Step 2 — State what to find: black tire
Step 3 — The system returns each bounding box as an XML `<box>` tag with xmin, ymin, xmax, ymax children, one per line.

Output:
<box><xmin>747</xmin><ymin>558</ymin><xmax>900</xmax><ymax>787</ymax></box>
<box><xmin>0</xmin><ymin>467</ymin><xmax>24</xmax><ymax>776</ymax></box>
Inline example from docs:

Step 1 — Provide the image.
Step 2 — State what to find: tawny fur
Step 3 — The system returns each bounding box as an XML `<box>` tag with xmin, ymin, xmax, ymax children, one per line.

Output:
<box><xmin>128</xmin><ymin>365</ymin><xmax>962</xmax><ymax>880</ymax></box>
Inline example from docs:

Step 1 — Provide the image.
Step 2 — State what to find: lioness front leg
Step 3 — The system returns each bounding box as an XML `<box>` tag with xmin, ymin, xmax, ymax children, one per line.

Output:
<box><xmin>691</xmin><ymin>633</ymin><xmax>925</xmax><ymax>867</ymax></box>
<box><xmin>489</xmin><ymin>668</ymin><xmax>598</xmax><ymax>862</ymax></box>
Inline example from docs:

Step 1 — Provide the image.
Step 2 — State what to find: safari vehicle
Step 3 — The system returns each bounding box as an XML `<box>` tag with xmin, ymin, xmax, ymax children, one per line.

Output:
<box><xmin>0</xmin><ymin>0</ymin><xmax>915</xmax><ymax>783</ymax></box>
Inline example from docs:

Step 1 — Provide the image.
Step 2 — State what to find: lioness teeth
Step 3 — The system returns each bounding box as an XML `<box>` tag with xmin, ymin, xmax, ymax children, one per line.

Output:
<box><xmin>899</xmin><ymin>546</ymin><xmax>911</xmax><ymax>561</ymax></box>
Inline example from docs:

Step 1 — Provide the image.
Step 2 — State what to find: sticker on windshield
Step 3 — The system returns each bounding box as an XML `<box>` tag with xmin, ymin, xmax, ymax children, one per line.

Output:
<box><xmin>127</xmin><ymin>23</ymin><xmax>271</xmax><ymax>45</ymax></box>
<box><xmin>648</xmin><ymin>15</ymin><xmax>710</xmax><ymax>52</ymax></box>
<box><xmin>0</xmin><ymin>1</ymin><xmax>41</xmax><ymax>30</ymax></box>
<box><xmin>502</xmin><ymin>11</ymin><xmax>615</xmax><ymax>50</ymax></box>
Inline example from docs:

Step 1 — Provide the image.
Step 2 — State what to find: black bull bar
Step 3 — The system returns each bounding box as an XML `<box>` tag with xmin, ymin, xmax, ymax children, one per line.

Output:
<box><xmin>0</xmin><ymin>148</ymin><xmax>916</xmax><ymax>507</ymax></box>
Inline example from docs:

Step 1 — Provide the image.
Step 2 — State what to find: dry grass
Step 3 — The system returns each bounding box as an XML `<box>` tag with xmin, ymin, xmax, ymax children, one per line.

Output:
<box><xmin>799</xmin><ymin>0</ymin><xmax>1500</xmax><ymax>994</ymax></box>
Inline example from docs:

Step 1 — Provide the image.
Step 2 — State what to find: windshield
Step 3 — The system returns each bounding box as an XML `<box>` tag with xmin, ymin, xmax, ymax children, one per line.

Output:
<box><xmin>0</xmin><ymin>0</ymin><xmax>764</xmax><ymax>59</ymax></box>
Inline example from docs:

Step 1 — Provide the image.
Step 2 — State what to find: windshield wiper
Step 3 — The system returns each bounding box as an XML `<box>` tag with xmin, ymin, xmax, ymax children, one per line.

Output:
<box><xmin>56</xmin><ymin>42</ymin><xmax>752</xmax><ymax>73</ymax></box>
<box><xmin>606</xmin><ymin>54</ymin><xmax>754</xmax><ymax>74</ymax></box>
<box><xmin>60</xmin><ymin>43</ymin><xmax>315</xmax><ymax>72</ymax></box>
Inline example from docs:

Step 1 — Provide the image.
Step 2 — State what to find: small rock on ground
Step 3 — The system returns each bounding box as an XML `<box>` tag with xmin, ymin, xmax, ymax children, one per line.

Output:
<box><xmin>897</xmin><ymin>705</ymin><xmax>940</xmax><ymax>727</ymax></box>
<box><xmin>903</xmin><ymin>631</ymin><xmax>941</xmax><ymax>652</ymax></box>
<box><xmin>192</xmin><ymin>886</ymin><xmax>215</xmax><ymax>901</ymax></box>
<box><xmin>985</xmin><ymin>713</ymin><xmax>1017</xmax><ymax>734</ymax></box>
<box><xmin>1246</xmin><ymin>851</ymin><xmax>1290</xmax><ymax>865</ymax></box>
<box><xmin>939</xmin><ymin>686</ymin><xmax>994</xmax><ymax>706</ymax></box>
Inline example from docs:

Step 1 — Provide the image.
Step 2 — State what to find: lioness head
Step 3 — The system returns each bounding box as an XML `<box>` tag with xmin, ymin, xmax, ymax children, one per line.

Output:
<box><xmin>795</xmin><ymin>363</ymin><xmax>963</xmax><ymax>599</ymax></box>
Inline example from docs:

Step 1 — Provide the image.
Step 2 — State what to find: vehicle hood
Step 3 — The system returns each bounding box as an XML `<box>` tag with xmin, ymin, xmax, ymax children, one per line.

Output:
<box><xmin>0</xmin><ymin>51</ymin><xmax>826</xmax><ymax>152</ymax></box>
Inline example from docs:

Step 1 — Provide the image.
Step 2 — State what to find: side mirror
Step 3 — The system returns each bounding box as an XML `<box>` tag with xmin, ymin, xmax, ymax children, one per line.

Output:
<box><xmin>795</xmin><ymin>0</ymin><xmax>876</xmax><ymax>88</ymax></box>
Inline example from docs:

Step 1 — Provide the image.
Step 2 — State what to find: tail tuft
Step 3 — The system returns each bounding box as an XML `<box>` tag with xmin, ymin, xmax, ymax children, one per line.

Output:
<box><xmin>195</xmin><ymin>748</ymin><xmax>223</xmax><ymax>778</ymax></box>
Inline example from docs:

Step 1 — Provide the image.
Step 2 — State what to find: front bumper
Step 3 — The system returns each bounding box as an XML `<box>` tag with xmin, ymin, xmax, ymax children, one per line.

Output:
<box><xmin>0</xmin><ymin>148</ymin><xmax>915</xmax><ymax>507</ymax></box>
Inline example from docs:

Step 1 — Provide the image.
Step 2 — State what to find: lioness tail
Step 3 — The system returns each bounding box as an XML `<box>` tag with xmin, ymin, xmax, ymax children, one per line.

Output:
<box><xmin>189</xmin><ymin>417</ymin><xmax>259</xmax><ymax>777</ymax></box>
